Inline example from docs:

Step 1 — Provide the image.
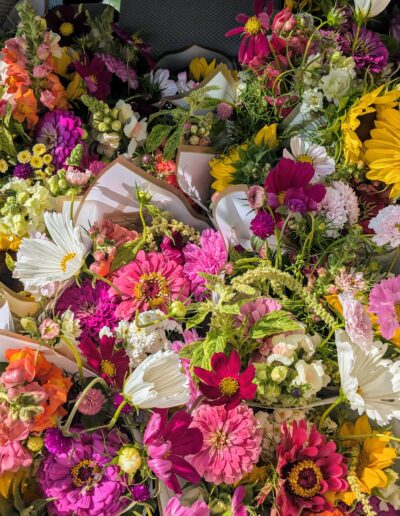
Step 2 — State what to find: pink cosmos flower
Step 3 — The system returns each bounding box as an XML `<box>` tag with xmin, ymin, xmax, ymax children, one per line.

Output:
<box><xmin>183</xmin><ymin>229</ymin><xmax>227</xmax><ymax>301</ymax></box>
<box><xmin>194</xmin><ymin>350</ymin><xmax>256</xmax><ymax>409</ymax></box>
<box><xmin>339</xmin><ymin>293</ymin><xmax>373</xmax><ymax>350</ymax></box>
<box><xmin>144</xmin><ymin>409</ymin><xmax>203</xmax><ymax>494</ymax></box>
<box><xmin>276</xmin><ymin>419</ymin><xmax>348</xmax><ymax>514</ymax></box>
<box><xmin>190</xmin><ymin>404</ymin><xmax>262</xmax><ymax>485</ymax></box>
<box><xmin>111</xmin><ymin>250</ymin><xmax>190</xmax><ymax>319</ymax></box>
<box><xmin>369</xmin><ymin>276</ymin><xmax>400</xmax><ymax>339</ymax></box>
<box><xmin>165</xmin><ymin>497</ymin><xmax>210</xmax><ymax>516</ymax></box>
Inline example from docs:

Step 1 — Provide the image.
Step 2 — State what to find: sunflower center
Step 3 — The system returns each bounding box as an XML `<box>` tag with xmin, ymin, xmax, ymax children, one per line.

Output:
<box><xmin>245</xmin><ymin>16</ymin><xmax>262</xmax><ymax>35</ymax></box>
<box><xmin>395</xmin><ymin>303</ymin><xmax>400</xmax><ymax>322</ymax></box>
<box><xmin>133</xmin><ymin>272</ymin><xmax>169</xmax><ymax>308</ymax></box>
<box><xmin>71</xmin><ymin>459</ymin><xmax>100</xmax><ymax>488</ymax></box>
<box><xmin>100</xmin><ymin>359</ymin><xmax>116</xmax><ymax>378</ymax></box>
<box><xmin>59</xmin><ymin>22</ymin><xmax>75</xmax><ymax>37</ymax></box>
<box><xmin>219</xmin><ymin>377</ymin><xmax>239</xmax><ymax>396</ymax></box>
<box><xmin>60</xmin><ymin>252</ymin><xmax>76</xmax><ymax>273</ymax></box>
<box><xmin>297</xmin><ymin>154</ymin><xmax>314</xmax><ymax>164</ymax></box>
<box><xmin>287</xmin><ymin>460</ymin><xmax>323</xmax><ymax>499</ymax></box>
<box><xmin>210</xmin><ymin>430</ymin><xmax>229</xmax><ymax>449</ymax></box>
<box><xmin>356</xmin><ymin>449</ymin><xmax>370</xmax><ymax>478</ymax></box>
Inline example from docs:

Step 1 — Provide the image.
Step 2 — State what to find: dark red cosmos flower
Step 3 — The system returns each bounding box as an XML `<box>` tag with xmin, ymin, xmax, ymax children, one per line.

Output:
<box><xmin>265</xmin><ymin>158</ymin><xmax>326</xmax><ymax>214</ymax></box>
<box><xmin>74</xmin><ymin>56</ymin><xmax>112</xmax><ymax>100</ymax></box>
<box><xmin>79</xmin><ymin>335</ymin><xmax>129</xmax><ymax>388</ymax></box>
<box><xmin>46</xmin><ymin>5</ymin><xmax>89</xmax><ymax>46</ymax></box>
<box><xmin>194</xmin><ymin>350</ymin><xmax>256</xmax><ymax>410</ymax></box>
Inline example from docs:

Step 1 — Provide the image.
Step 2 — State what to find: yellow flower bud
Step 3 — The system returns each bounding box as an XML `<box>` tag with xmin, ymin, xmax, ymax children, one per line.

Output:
<box><xmin>117</xmin><ymin>446</ymin><xmax>142</xmax><ymax>475</ymax></box>
<box><xmin>27</xmin><ymin>435</ymin><xmax>44</xmax><ymax>452</ymax></box>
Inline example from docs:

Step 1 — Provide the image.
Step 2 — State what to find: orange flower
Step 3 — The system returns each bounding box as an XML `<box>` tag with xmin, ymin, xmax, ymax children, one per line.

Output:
<box><xmin>39</xmin><ymin>73</ymin><xmax>68</xmax><ymax>110</ymax></box>
<box><xmin>5</xmin><ymin>348</ymin><xmax>72</xmax><ymax>432</ymax></box>
<box><xmin>13</xmin><ymin>88</ymin><xmax>39</xmax><ymax>128</ymax></box>
<box><xmin>5</xmin><ymin>63</ymin><xmax>31</xmax><ymax>93</ymax></box>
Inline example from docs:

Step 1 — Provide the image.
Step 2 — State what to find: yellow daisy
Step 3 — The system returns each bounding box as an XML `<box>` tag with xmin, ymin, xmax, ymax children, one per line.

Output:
<box><xmin>42</xmin><ymin>154</ymin><xmax>53</xmax><ymax>165</ymax></box>
<box><xmin>341</xmin><ymin>87</ymin><xmax>400</xmax><ymax>165</ymax></box>
<box><xmin>17</xmin><ymin>150</ymin><xmax>32</xmax><ymax>164</ymax></box>
<box><xmin>0</xmin><ymin>159</ymin><xmax>8</xmax><ymax>173</ymax></box>
<box><xmin>32</xmin><ymin>143</ymin><xmax>46</xmax><ymax>156</ymax></box>
<box><xmin>189</xmin><ymin>57</ymin><xmax>217</xmax><ymax>82</ymax></box>
<box><xmin>30</xmin><ymin>155</ymin><xmax>44</xmax><ymax>169</ymax></box>
<box><xmin>365</xmin><ymin>108</ymin><xmax>400</xmax><ymax>199</ymax></box>
<box><xmin>338</xmin><ymin>415</ymin><xmax>396</xmax><ymax>504</ymax></box>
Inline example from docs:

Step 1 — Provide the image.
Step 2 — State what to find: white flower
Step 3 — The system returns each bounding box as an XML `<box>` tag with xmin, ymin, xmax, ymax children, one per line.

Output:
<box><xmin>369</xmin><ymin>205</ymin><xmax>400</xmax><ymax>248</ymax></box>
<box><xmin>13</xmin><ymin>212</ymin><xmax>85</xmax><ymax>291</ymax></box>
<box><xmin>176</xmin><ymin>71</ymin><xmax>197</xmax><ymax>93</ymax></box>
<box><xmin>283</xmin><ymin>136</ymin><xmax>335</xmax><ymax>181</ymax></box>
<box><xmin>320</xmin><ymin>181</ymin><xmax>359</xmax><ymax>237</ymax></box>
<box><xmin>301</xmin><ymin>54</ymin><xmax>322</xmax><ymax>86</ymax></box>
<box><xmin>148</xmin><ymin>69</ymin><xmax>178</xmax><ymax>97</ymax></box>
<box><xmin>267</xmin><ymin>332</ymin><xmax>319</xmax><ymax>365</ymax></box>
<box><xmin>354</xmin><ymin>0</ymin><xmax>390</xmax><ymax>19</ymax></box>
<box><xmin>116</xmin><ymin>99</ymin><xmax>134</xmax><ymax>124</ymax></box>
<box><xmin>124</xmin><ymin>114</ymin><xmax>148</xmax><ymax>155</ymax></box>
<box><xmin>292</xmin><ymin>360</ymin><xmax>330</xmax><ymax>399</ymax></box>
<box><xmin>300</xmin><ymin>88</ymin><xmax>324</xmax><ymax>115</ymax></box>
<box><xmin>336</xmin><ymin>329</ymin><xmax>400</xmax><ymax>425</ymax></box>
<box><xmin>339</xmin><ymin>293</ymin><xmax>373</xmax><ymax>350</ymax></box>
<box><xmin>123</xmin><ymin>350</ymin><xmax>189</xmax><ymax>409</ymax></box>
<box><xmin>321</xmin><ymin>63</ymin><xmax>356</xmax><ymax>103</ymax></box>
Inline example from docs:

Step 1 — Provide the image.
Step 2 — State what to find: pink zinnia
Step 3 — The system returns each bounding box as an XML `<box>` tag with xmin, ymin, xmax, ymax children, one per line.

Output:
<box><xmin>369</xmin><ymin>276</ymin><xmax>400</xmax><ymax>339</ymax></box>
<box><xmin>165</xmin><ymin>497</ymin><xmax>210</xmax><ymax>516</ymax></box>
<box><xmin>144</xmin><ymin>409</ymin><xmax>203</xmax><ymax>494</ymax></box>
<box><xmin>276</xmin><ymin>419</ymin><xmax>348</xmax><ymax>514</ymax></box>
<box><xmin>183</xmin><ymin>229</ymin><xmax>227</xmax><ymax>301</ymax></box>
<box><xmin>189</xmin><ymin>404</ymin><xmax>262</xmax><ymax>485</ymax></box>
<box><xmin>111</xmin><ymin>250</ymin><xmax>190</xmax><ymax>319</ymax></box>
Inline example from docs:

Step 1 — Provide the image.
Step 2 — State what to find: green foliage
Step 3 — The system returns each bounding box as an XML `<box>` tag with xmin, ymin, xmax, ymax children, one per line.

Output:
<box><xmin>185</xmin><ymin>302</ymin><xmax>213</xmax><ymax>330</ymax></box>
<box><xmin>180</xmin><ymin>329</ymin><xmax>227</xmax><ymax>370</ymax></box>
<box><xmin>249</xmin><ymin>310</ymin><xmax>301</xmax><ymax>339</ymax></box>
<box><xmin>111</xmin><ymin>238</ymin><xmax>144</xmax><ymax>272</ymax></box>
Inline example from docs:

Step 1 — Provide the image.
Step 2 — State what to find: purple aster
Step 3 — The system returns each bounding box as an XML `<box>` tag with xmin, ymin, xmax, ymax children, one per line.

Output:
<box><xmin>35</xmin><ymin>110</ymin><xmax>83</xmax><ymax>170</ymax></box>
<box><xmin>39</xmin><ymin>429</ymin><xmax>129</xmax><ymax>516</ymax></box>
<box><xmin>55</xmin><ymin>278</ymin><xmax>118</xmax><ymax>341</ymax></box>
<box><xmin>250</xmin><ymin>210</ymin><xmax>275</xmax><ymax>239</ymax></box>
<box><xmin>338</xmin><ymin>25</ymin><xmax>389</xmax><ymax>74</ymax></box>
<box><xmin>98</xmin><ymin>54</ymin><xmax>139</xmax><ymax>90</ymax></box>
<box><xmin>131</xmin><ymin>484</ymin><xmax>150</xmax><ymax>502</ymax></box>
<box><xmin>44</xmin><ymin>428</ymin><xmax>73</xmax><ymax>455</ymax></box>
<box><xmin>13</xmin><ymin>163</ymin><xmax>33</xmax><ymax>179</ymax></box>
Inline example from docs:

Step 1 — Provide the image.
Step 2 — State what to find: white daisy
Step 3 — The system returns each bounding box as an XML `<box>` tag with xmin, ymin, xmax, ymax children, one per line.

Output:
<box><xmin>336</xmin><ymin>329</ymin><xmax>400</xmax><ymax>425</ymax></box>
<box><xmin>283</xmin><ymin>136</ymin><xmax>335</xmax><ymax>181</ymax></box>
<box><xmin>13</xmin><ymin>212</ymin><xmax>85</xmax><ymax>291</ymax></box>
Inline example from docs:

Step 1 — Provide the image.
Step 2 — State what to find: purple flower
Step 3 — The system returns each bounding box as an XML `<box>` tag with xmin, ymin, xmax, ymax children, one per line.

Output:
<box><xmin>44</xmin><ymin>428</ymin><xmax>73</xmax><ymax>455</ymax></box>
<box><xmin>113</xmin><ymin>393</ymin><xmax>132</xmax><ymax>414</ymax></box>
<box><xmin>13</xmin><ymin>163</ymin><xmax>33</xmax><ymax>179</ymax></box>
<box><xmin>39</xmin><ymin>429</ymin><xmax>129</xmax><ymax>516</ymax></box>
<box><xmin>74</xmin><ymin>56</ymin><xmax>112</xmax><ymax>100</ymax></box>
<box><xmin>339</xmin><ymin>25</ymin><xmax>389</xmax><ymax>74</ymax></box>
<box><xmin>165</xmin><ymin>497</ymin><xmax>210</xmax><ymax>516</ymax></box>
<box><xmin>161</xmin><ymin>231</ymin><xmax>185</xmax><ymax>265</ymax></box>
<box><xmin>98</xmin><ymin>54</ymin><xmax>138</xmax><ymax>90</ymax></box>
<box><xmin>351</xmin><ymin>496</ymin><xmax>398</xmax><ymax>515</ymax></box>
<box><xmin>35</xmin><ymin>110</ymin><xmax>83</xmax><ymax>170</ymax></box>
<box><xmin>131</xmin><ymin>484</ymin><xmax>150</xmax><ymax>502</ymax></box>
<box><xmin>55</xmin><ymin>278</ymin><xmax>118</xmax><ymax>341</ymax></box>
<box><xmin>183</xmin><ymin>229</ymin><xmax>227</xmax><ymax>301</ymax></box>
<box><xmin>390</xmin><ymin>12</ymin><xmax>400</xmax><ymax>43</ymax></box>
<box><xmin>250</xmin><ymin>210</ymin><xmax>275</xmax><ymax>239</ymax></box>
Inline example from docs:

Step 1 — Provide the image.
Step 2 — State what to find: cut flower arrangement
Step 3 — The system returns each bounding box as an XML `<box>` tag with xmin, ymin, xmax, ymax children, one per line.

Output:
<box><xmin>1</xmin><ymin>1</ymin><xmax>400</xmax><ymax>516</ymax></box>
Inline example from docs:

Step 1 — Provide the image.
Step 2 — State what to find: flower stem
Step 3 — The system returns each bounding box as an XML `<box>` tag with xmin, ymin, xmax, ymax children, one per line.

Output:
<box><xmin>339</xmin><ymin>433</ymin><xmax>400</xmax><ymax>443</ymax></box>
<box><xmin>388</xmin><ymin>246</ymin><xmax>400</xmax><ymax>275</ymax></box>
<box><xmin>60</xmin><ymin>336</ymin><xmax>84</xmax><ymax>385</ymax></box>
<box><xmin>318</xmin><ymin>396</ymin><xmax>343</xmax><ymax>430</ymax></box>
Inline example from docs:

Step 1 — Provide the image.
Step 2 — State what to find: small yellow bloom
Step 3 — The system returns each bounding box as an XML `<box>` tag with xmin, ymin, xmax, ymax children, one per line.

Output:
<box><xmin>42</xmin><ymin>154</ymin><xmax>53</xmax><ymax>165</ymax></box>
<box><xmin>27</xmin><ymin>435</ymin><xmax>44</xmax><ymax>452</ymax></box>
<box><xmin>17</xmin><ymin>150</ymin><xmax>32</xmax><ymax>164</ymax></box>
<box><xmin>32</xmin><ymin>143</ymin><xmax>46</xmax><ymax>156</ymax></box>
<box><xmin>66</xmin><ymin>73</ymin><xmax>86</xmax><ymax>101</ymax></box>
<box><xmin>254</xmin><ymin>123</ymin><xmax>278</xmax><ymax>147</ymax></box>
<box><xmin>189</xmin><ymin>57</ymin><xmax>217</xmax><ymax>82</ymax></box>
<box><xmin>30</xmin><ymin>155</ymin><xmax>44</xmax><ymax>169</ymax></box>
<box><xmin>0</xmin><ymin>159</ymin><xmax>8</xmax><ymax>173</ymax></box>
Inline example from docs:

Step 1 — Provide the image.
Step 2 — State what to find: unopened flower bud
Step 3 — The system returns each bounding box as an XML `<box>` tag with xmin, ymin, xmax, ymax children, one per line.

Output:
<box><xmin>111</xmin><ymin>120</ymin><xmax>122</xmax><ymax>131</ymax></box>
<box><xmin>20</xmin><ymin>317</ymin><xmax>38</xmax><ymax>334</ymax></box>
<box><xmin>169</xmin><ymin>300</ymin><xmax>187</xmax><ymax>319</ymax></box>
<box><xmin>271</xmin><ymin>366</ymin><xmax>288</xmax><ymax>384</ymax></box>
<box><xmin>189</xmin><ymin>135</ymin><xmax>200</xmax><ymax>146</ymax></box>
<box><xmin>27</xmin><ymin>435</ymin><xmax>44</xmax><ymax>452</ymax></box>
<box><xmin>117</xmin><ymin>446</ymin><xmax>142</xmax><ymax>475</ymax></box>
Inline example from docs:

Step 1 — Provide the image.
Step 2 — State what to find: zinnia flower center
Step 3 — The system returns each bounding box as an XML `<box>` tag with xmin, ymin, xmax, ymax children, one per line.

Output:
<box><xmin>219</xmin><ymin>377</ymin><xmax>239</xmax><ymax>396</ymax></box>
<box><xmin>287</xmin><ymin>460</ymin><xmax>323</xmax><ymax>499</ymax></box>
<box><xmin>356</xmin><ymin>449</ymin><xmax>370</xmax><ymax>478</ymax></box>
<box><xmin>210</xmin><ymin>430</ymin><xmax>229</xmax><ymax>449</ymax></box>
<box><xmin>60</xmin><ymin>252</ymin><xmax>76</xmax><ymax>273</ymax></box>
<box><xmin>395</xmin><ymin>303</ymin><xmax>400</xmax><ymax>322</ymax></box>
<box><xmin>245</xmin><ymin>16</ymin><xmax>262</xmax><ymax>35</ymax></box>
<box><xmin>70</xmin><ymin>459</ymin><xmax>100</xmax><ymax>488</ymax></box>
<box><xmin>297</xmin><ymin>154</ymin><xmax>314</xmax><ymax>164</ymax></box>
<box><xmin>59</xmin><ymin>22</ymin><xmax>75</xmax><ymax>37</ymax></box>
<box><xmin>100</xmin><ymin>359</ymin><xmax>116</xmax><ymax>378</ymax></box>
<box><xmin>133</xmin><ymin>272</ymin><xmax>169</xmax><ymax>308</ymax></box>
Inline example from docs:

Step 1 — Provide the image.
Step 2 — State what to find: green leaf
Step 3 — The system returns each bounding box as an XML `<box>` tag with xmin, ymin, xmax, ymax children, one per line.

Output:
<box><xmin>5</xmin><ymin>253</ymin><xmax>15</xmax><ymax>272</ymax></box>
<box><xmin>185</xmin><ymin>304</ymin><xmax>212</xmax><ymax>330</ymax></box>
<box><xmin>163</xmin><ymin>127</ymin><xmax>183</xmax><ymax>160</ymax></box>
<box><xmin>146</xmin><ymin>124</ymin><xmax>173</xmax><ymax>153</ymax></box>
<box><xmin>179</xmin><ymin>340</ymin><xmax>203</xmax><ymax>359</ymax></box>
<box><xmin>200</xmin><ymin>329</ymin><xmax>226</xmax><ymax>369</ymax></box>
<box><xmin>110</xmin><ymin>239</ymin><xmax>144</xmax><ymax>272</ymax></box>
<box><xmin>250</xmin><ymin>310</ymin><xmax>300</xmax><ymax>339</ymax></box>
<box><xmin>220</xmin><ymin>303</ymin><xmax>241</xmax><ymax>315</ymax></box>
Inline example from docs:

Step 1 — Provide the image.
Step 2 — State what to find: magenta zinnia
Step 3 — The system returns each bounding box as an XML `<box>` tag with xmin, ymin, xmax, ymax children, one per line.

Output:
<box><xmin>194</xmin><ymin>350</ymin><xmax>257</xmax><ymax>410</ymax></box>
<box><xmin>144</xmin><ymin>409</ymin><xmax>203</xmax><ymax>494</ymax></box>
<box><xmin>276</xmin><ymin>419</ymin><xmax>348</xmax><ymax>514</ymax></box>
<box><xmin>111</xmin><ymin>250</ymin><xmax>190</xmax><ymax>320</ymax></box>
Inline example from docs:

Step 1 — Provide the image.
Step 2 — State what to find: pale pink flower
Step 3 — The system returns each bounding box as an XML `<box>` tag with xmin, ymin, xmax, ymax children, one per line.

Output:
<box><xmin>339</xmin><ymin>293</ymin><xmax>373</xmax><ymax>350</ymax></box>
<box><xmin>236</xmin><ymin>297</ymin><xmax>281</xmax><ymax>330</ymax></box>
<box><xmin>39</xmin><ymin>318</ymin><xmax>60</xmax><ymax>340</ymax></box>
<box><xmin>335</xmin><ymin>268</ymin><xmax>366</xmax><ymax>295</ymax></box>
<box><xmin>247</xmin><ymin>185</ymin><xmax>266</xmax><ymax>209</ymax></box>
<box><xmin>369</xmin><ymin>276</ymin><xmax>400</xmax><ymax>339</ymax></box>
<box><xmin>369</xmin><ymin>205</ymin><xmax>400</xmax><ymax>249</ymax></box>
<box><xmin>0</xmin><ymin>441</ymin><xmax>32</xmax><ymax>473</ymax></box>
<box><xmin>331</xmin><ymin>181</ymin><xmax>360</xmax><ymax>225</ymax></box>
<box><xmin>65</xmin><ymin>166</ymin><xmax>91</xmax><ymax>187</ymax></box>
<box><xmin>77</xmin><ymin>388</ymin><xmax>105</xmax><ymax>416</ymax></box>
<box><xmin>0</xmin><ymin>368</ymin><xmax>27</xmax><ymax>388</ymax></box>
<box><xmin>40</xmin><ymin>90</ymin><xmax>57</xmax><ymax>110</ymax></box>
<box><xmin>189</xmin><ymin>403</ymin><xmax>262</xmax><ymax>485</ymax></box>
<box><xmin>33</xmin><ymin>64</ymin><xmax>51</xmax><ymax>78</ymax></box>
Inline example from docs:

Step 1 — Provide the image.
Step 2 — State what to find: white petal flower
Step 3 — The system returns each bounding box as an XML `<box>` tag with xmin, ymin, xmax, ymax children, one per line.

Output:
<box><xmin>283</xmin><ymin>136</ymin><xmax>335</xmax><ymax>181</ymax></box>
<box><xmin>148</xmin><ymin>69</ymin><xmax>178</xmax><ymax>97</ymax></box>
<box><xmin>123</xmin><ymin>350</ymin><xmax>189</xmax><ymax>409</ymax></box>
<box><xmin>336</xmin><ymin>329</ymin><xmax>400</xmax><ymax>425</ymax></box>
<box><xmin>354</xmin><ymin>0</ymin><xmax>390</xmax><ymax>19</ymax></box>
<box><xmin>13</xmin><ymin>212</ymin><xmax>84</xmax><ymax>291</ymax></box>
<box><xmin>292</xmin><ymin>360</ymin><xmax>330</xmax><ymax>399</ymax></box>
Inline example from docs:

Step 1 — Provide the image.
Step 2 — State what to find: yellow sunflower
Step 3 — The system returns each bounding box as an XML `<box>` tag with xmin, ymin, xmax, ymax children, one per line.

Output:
<box><xmin>210</xmin><ymin>124</ymin><xmax>277</xmax><ymax>192</ymax></box>
<box><xmin>338</xmin><ymin>415</ymin><xmax>396</xmax><ymax>505</ymax></box>
<box><xmin>189</xmin><ymin>57</ymin><xmax>217</xmax><ymax>82</ymax></box>
<box><xmin>341</xmin><ymin>86</ymin><xmax>400</xmax><ymax>165</ymax></box>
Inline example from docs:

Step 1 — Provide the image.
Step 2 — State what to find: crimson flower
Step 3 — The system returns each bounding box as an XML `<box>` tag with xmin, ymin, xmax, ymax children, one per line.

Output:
<box><xmin>79</xmin><ymin>335</ymin><xmax>129</xmax><ymax>388</ymax></box>
<box><xmin>74</xmin><ymin>55</ymin><xmax>112</xmax><ymax>100</ymax></box>
<box><xmin>265</xmin><ymin>158</ymin><xmax>326</xmax><ymax>214</ymax></box>
<box><xmin>144</xmin><ymin>409</ymin><xmax>203</xmax><ymax>494</ymax></box>
<box><xmin>194</xmin><ymin>350</ymin><xmax>256</xmax><ymax>410</ymax></box>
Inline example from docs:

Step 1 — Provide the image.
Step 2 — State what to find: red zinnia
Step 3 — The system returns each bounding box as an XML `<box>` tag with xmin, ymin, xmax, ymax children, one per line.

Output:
<box><xmin>79</xmin><ymin>335</ymin><xmax>129</xmax><ymax>388</ymax></box>
<box><xmin>194</xmin><ymin>350</ymin><xmax>256</xmax><ymax>410</ymax></box>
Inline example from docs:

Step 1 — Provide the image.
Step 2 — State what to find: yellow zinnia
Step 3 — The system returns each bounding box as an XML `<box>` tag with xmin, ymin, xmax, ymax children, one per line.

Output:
<box><xmin>341</xmin><ymin>86</ymin><xmax>400</xmax><ymax>165</ymax></box>
<box><xmin>32</xmin><ymin>143</ymin><xmax>46</xmax><ymax>156</ymax></box>
<box><xmin>365</xmin><ymin>108</ymin><xmax>400</xmax><ymax>199</ymax></box>
<box><xmin>338</xmin><ymin>415</ymin><xmax>396</xmax><ymax>504</ymax></box>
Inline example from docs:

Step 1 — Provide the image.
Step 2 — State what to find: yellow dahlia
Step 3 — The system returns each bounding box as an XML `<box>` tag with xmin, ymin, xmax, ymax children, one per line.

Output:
<box><xmin>341</xmin><ymin>86</ymin><xmax>400</xmax><ymax>164</ymax></box>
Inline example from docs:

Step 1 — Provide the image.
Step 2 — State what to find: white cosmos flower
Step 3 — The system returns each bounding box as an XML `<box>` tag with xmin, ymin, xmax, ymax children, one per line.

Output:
<box><xmin>123</xmin><ymin>350</ymin><xmax>189</xmax><ymax>409</ymax></box>
<box><xmin>13</xmin><ymin>212</ymin><xmax>84</xmax><ymax>291</ymax></box>
<box><xmin>354</xmin><ymin>0</ymin><xmax>390</xmax><ymax>19</ymax></box>
<box><xmin>336</xmin><ymin>329</ymin><xmax>400</xmax><ymax>425</ymax></box>
<box><xmin>148</xmin><ymin>69</ymin><xmax>178</xmax><ymax>97</ymax></box>
<box><xmin>283</xmin><ymin>136</ymin><xmax>335</xmax><ymax>181</ymax></box>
